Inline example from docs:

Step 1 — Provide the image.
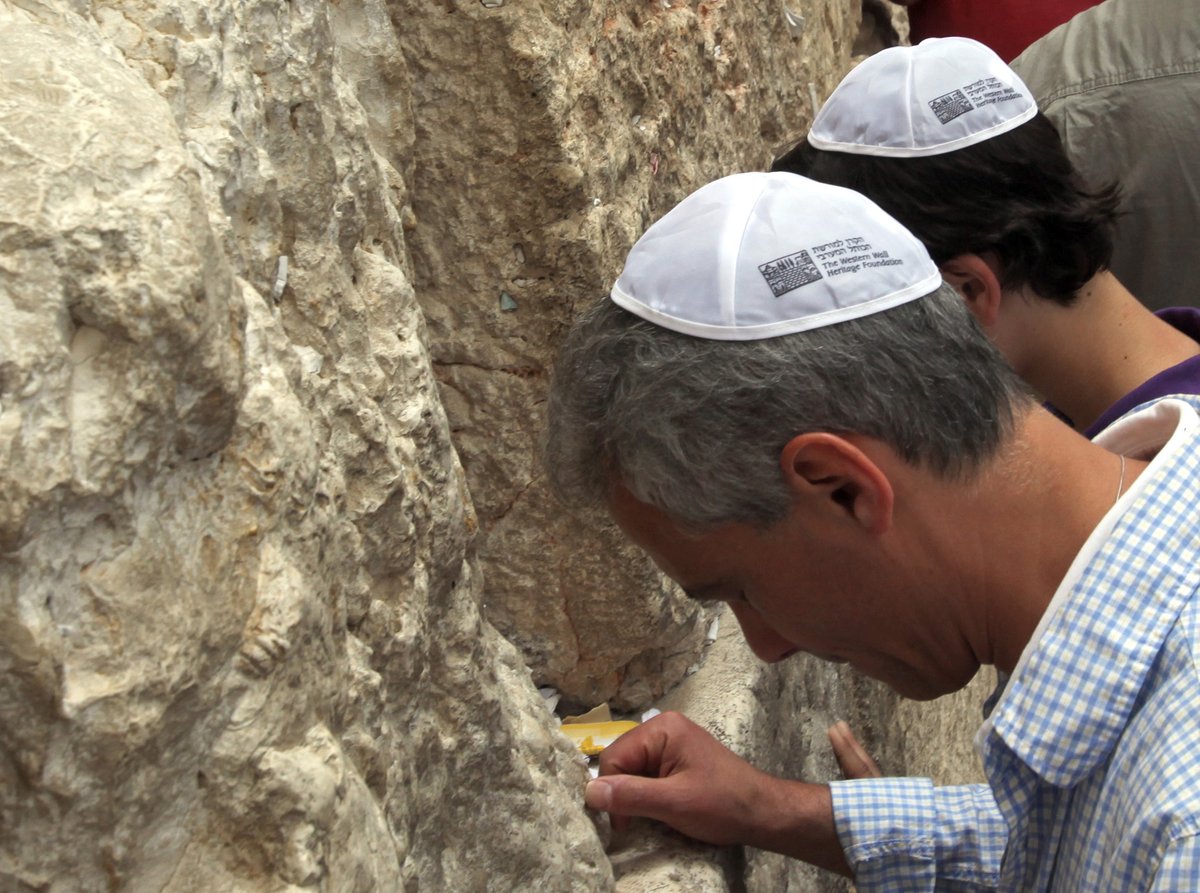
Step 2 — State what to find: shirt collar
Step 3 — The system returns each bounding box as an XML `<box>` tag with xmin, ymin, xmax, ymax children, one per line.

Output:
<box><xmin>1083</xmin><ymin>307</ymin><xmax>1200</xmax><ymax>438</ymax></box>
<box><xmin>982</xmin><ymin>397</ymin><xmax>1200</xmax><ymax>786</ymax></box>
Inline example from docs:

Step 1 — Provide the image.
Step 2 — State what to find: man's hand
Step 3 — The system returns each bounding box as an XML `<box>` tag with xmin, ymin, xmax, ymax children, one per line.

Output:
<box><xmin>584</xmin><ymin>711</ymin><xmax>852</xmax><ymax>877</ymax></box>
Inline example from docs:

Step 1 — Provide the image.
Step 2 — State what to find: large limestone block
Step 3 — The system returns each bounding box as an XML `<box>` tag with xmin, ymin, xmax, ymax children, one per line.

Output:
<box><xmin>0</xmin><ymin>4</ymin><xmax>609</xmax><ymax>890</ymax></box>
<box><xmin>398</xmin><ymin>0</ymin><xmax>865</xmax><ymax>707</ymax></box>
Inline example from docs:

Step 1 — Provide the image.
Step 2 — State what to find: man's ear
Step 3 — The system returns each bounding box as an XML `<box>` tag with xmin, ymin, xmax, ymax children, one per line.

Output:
<box><xmin>939</xmin><ymin>254</ymin><xmax>1004</xmax><ymax>329</ymax></box>
<box><xmin>779</xmin><ymin>433</ymin><xmax>893</xmax><ymax>535</ymax></box>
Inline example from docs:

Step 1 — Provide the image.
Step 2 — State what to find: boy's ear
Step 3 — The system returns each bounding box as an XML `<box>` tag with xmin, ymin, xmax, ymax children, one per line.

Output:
<box><xmin>940</xmin><ymin>254</ymin><xmax>1005</xmax><ymax>329</ymax></box>
<box><xmin>779</xmin><ymin>433</ymin><xmax>894</xmax><ymax>536</ymax></box>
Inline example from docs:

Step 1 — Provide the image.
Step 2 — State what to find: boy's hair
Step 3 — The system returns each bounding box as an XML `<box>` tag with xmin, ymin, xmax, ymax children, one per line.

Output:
<box><xmin>771</xmin><ymin>113</ymin><xmax>1122</xmax><ymax>305</ymax></box>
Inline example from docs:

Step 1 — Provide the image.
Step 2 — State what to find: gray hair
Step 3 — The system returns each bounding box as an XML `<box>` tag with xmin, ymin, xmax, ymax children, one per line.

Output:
<box><xmin>544</xmin><ymin>282</ymin><xmax>1033</xmax><ymax>530</ymax></box>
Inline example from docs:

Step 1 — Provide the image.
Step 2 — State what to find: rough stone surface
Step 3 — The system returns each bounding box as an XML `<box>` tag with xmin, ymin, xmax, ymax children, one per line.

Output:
<box><xmin>0</xmin><ymin>3</ymin><xmax>608</xmax><ymax>889</ymax></box>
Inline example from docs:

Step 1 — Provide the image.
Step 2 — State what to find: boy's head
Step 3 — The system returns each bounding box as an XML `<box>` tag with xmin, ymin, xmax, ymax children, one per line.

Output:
<box><xmin>772</xmin><ymin>38</ymin><xmax>1120</xmax><ymax>306</ymax></box>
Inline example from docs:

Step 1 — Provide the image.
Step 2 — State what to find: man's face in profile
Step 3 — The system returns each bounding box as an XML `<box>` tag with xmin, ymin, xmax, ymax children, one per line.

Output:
<box><xmin>607</xmin><ymin>482</ymin><xmax>978</xmax><ymax>702</ymax></box>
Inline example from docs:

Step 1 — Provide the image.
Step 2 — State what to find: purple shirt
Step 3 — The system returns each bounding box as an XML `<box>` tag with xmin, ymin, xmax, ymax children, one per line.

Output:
<box><xmin>1081</xmin><ymin>307</ymin><xmax>1200</xmax><ymax>438</ymax></box>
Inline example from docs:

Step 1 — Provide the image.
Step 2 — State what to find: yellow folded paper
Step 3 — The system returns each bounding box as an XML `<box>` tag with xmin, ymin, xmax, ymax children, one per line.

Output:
<box><xmin>560</xmin><ymin>720</ymin><xmax>639</xmax><ymax>756</ymax></box>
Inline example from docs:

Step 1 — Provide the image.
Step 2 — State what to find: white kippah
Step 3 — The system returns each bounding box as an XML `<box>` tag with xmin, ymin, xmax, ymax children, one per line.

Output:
<box><xmin>610</xmin><ymin>172</ymin><xmax>941</xmax><ymax>341</ymax></box>
<box><xmin>808</xmin><ymin>37</ymin><xmax>1037</xmax><ymax>158</ymax></box>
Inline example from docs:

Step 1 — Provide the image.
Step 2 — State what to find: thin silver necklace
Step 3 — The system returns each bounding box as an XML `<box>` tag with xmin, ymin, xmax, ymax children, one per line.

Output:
<box><xmin>1114</xmin><ymin>454</ymin><xmax>1127</xmax><ymax>503</ymax></box>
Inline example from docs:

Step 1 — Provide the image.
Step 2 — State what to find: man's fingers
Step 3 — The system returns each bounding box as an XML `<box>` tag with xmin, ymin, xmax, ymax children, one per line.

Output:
<box><xmin>844</xmin><ymin>726</ymin><xmax>883</xmax><ymax>778</ymax></box>
<box><xmin>584</xmin><ymin>713</ymin><xmax>756</xmax><ymax>843</ymax></box>
<box><xmin>828</xmin><ymin>720</ymin><xmax>883</xmax><ymax>779</ymax></box>
<box><xmin>596</xmin><ymin>711</ymin><xmax>693</xmax><ymax>778</ymax></box>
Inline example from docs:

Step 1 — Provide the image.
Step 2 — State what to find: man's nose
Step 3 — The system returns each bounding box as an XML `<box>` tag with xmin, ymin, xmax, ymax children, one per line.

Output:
<box><xmin>728</xmin><ymin>601</ymin><xmax>797</xmax><ymax>663</ymax></box>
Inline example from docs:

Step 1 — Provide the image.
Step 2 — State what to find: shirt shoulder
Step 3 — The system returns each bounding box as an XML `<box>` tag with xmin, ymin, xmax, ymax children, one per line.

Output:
<box><xmin>1012</xmin><ymin>0</ymin><xmax>1200</xmax><ymax>106</ymax></box>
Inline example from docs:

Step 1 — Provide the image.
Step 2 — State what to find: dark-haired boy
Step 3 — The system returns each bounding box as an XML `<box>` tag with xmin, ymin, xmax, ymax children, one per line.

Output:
<box><xmin>772</xmin><ymin>37</ymin><xmax>1200</xmax><ymax>439</ymax></box>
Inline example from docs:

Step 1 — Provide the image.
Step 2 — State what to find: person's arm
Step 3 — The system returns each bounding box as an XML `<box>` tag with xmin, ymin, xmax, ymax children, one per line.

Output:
<box><xmin>586</xmin><ymin>712</ymin><xmax>1006</xmax><ymax>890</ymax></box>
<box><xmin>585</xmin><ymin>711</ymin><xmax>851</xmax><ymax>876</ymax></box>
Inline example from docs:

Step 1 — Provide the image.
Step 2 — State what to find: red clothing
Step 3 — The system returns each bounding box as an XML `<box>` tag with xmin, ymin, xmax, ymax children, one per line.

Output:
<box><xmin>907</xmin><ymin>0</ymin><xmax>1101</xmax><ymax>62</ymax></box>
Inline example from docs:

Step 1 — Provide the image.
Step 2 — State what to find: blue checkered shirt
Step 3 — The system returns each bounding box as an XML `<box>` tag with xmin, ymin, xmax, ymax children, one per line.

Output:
<box><xmin>829</xmin><ymin>397</ymin><xmax>1200</xmax><ymax>891</ymax></box>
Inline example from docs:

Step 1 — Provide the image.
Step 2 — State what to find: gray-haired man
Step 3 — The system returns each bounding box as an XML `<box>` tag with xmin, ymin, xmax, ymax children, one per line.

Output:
<box><xmin>545</xmin><ymin>172</ymin><xmax>1200</xmax><ymax>890</ymax></box>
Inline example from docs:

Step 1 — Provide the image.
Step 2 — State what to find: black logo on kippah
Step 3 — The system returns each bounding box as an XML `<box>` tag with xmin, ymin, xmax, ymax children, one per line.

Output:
<box><xmin>929</xmin><ymin>89</ymin><xmax>974</xmax><ymax>124</ymax></box>
<box><xmin>759</xmin><ymin>250</ymin><xmax>822</xmax><ymax>297</ymax></box>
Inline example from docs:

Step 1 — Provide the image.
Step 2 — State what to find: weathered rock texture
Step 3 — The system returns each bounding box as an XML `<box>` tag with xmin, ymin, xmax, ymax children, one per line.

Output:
<box><xmin>0</xmin><ymin>2</ymin><xmax>609</xmax><ymax>889</ymax></box>
<box><xmin>0</xmin><ymin>0</ymin><xmax>985</xmax><ymax>890</ymax></box>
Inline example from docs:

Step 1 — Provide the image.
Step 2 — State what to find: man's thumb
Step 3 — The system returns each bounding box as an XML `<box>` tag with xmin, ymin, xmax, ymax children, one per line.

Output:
<box><xmin>586</xmin><ymin>775</ymin><xmax>667</xmax><ymax>817</ymax></box>
<box><xmin>585</xmin><ymin>779</ymin><xmax>614</xmax><ymax>810</ymax></box>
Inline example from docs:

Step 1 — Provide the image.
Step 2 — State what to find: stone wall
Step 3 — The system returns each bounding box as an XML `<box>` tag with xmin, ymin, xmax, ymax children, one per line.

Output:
<box><xmin>1</xmin><ymin>2</ymin><xmax>608</xmax><ymax>888</ymax></box>
<box><xmin>397</xmin><ymin>0</ymin><xmax>867</xmax><ymax>710</ymax></box>
<box><xmin>0</xmin><ymin>1</ymin><xmax>983</xmax><ymax>891</ymax></box>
